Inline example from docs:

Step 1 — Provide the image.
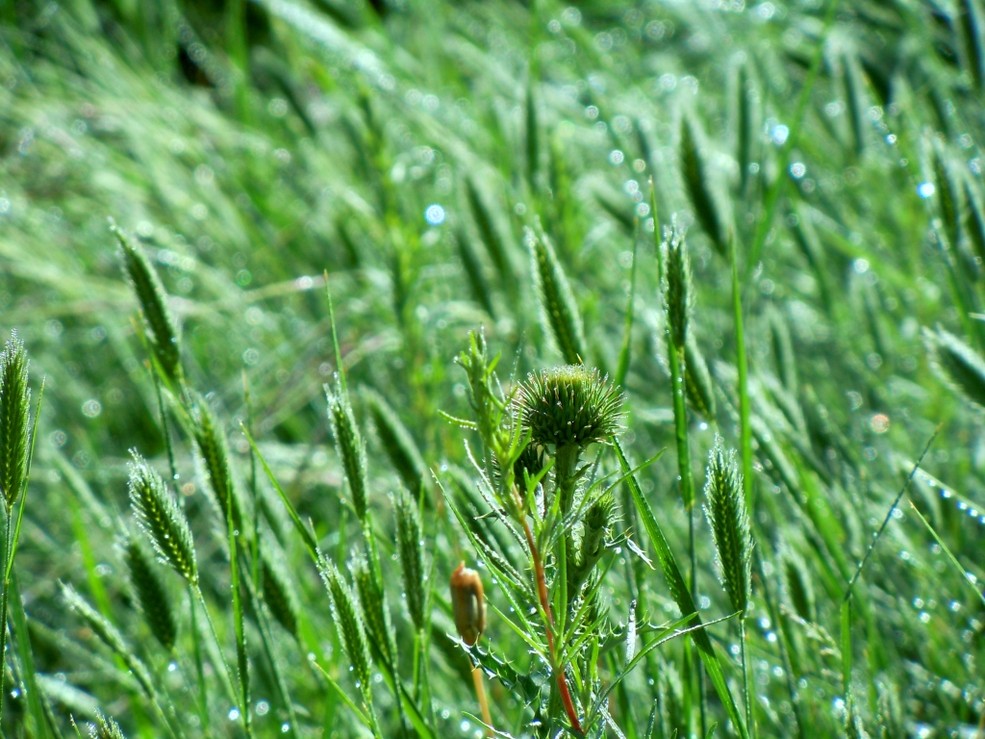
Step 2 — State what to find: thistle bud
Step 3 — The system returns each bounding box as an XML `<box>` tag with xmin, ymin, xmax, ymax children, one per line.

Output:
<box><xmin>450</xmin><ymin>562</ymin><xmax>486</xmax><ymax>646</ymax></box>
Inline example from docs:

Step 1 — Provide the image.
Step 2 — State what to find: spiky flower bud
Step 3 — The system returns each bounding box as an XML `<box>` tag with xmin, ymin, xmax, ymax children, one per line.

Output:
<box><xmin>450</xmin><ymin>562</ymin><xmax>486</xmax><ymax>646</ymax></box>
<box><xmin>515</xmin><ymin>365</ymin><xmax>624</xmax><ymax>451</ymax></box>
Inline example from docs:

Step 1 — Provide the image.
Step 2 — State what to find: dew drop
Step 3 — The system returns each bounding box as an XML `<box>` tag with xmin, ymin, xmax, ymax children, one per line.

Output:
<box><xmin>917</xmin><ymin>182</ymin><xmax>935</xmax><ymax>198</ymax></box>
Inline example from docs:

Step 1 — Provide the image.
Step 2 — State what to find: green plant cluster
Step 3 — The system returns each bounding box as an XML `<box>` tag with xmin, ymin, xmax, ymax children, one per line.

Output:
<box><xmin>2</xmin><ymin>1</ymin><xmax>985</xmax><ymax>737</ymax></box>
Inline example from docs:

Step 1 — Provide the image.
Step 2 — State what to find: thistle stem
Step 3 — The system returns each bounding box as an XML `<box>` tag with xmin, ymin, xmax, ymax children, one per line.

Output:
<box><xmin>520</xmin><ymin>512</ymin><xmax>583</xmax><ymax>735</ymax></box>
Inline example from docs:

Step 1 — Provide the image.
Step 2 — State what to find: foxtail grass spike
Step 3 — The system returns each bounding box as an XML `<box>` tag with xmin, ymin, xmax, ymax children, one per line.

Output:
<box><xmin>454</xmin><ymin>225</ymin><xmax>497</xmax><ymax>318</ymax></box>
<box><xmin>925</xmin><ymin>326</ymin><xmax>985</xmax><ymax>409</ymax></box>
<box><xmin>450</xmin><ymin>562</ymin><xmax>486</xmax><ymax>646</ymax></box>
<box><xmin>842</xmin><ymin>50</ymin><xmax>866</xmax><ymax>157</ymax></box>
<box><xmin>465</xmin><ymin>174</ymin><xmax>512</xmax><ymax>285</ymax></box>
<box><xmin>261</xmin><ymin>542</ymin><xmax>301</xmax><ymax>638</ymax></box>
<box><xmin>663</xmin><ymin>226</ymin><xmax>692</xmax><ymax>352</ymax></box>
<box><xmin>525</xmin><ymin>76</ymin><xmax>541</xmax><ymax>189</ymax></box>
<box><xmin>959</xmin><ymin>0</ymin><xmax>985</xmax><ymax>91</ymax></box>
<box><xmin>114</xmin><ymin>224</ymin><xmax>183</xmax><ymax>386</ymax></box>
<box><xmin>684</xmin><ymin>333</ymin><xmax>716</xmax><ymax>419</ymax></box>
<box><xmin>128</xmin><ymin>451</ymin><xmax>198</xmax><ymax>586</ymax></box>
<box><xmin>0</xmin><ymin>332</ymin><xmax>30</xmax><ymax>510</ymax></box>
<box><xmin>528</xmin><ymin>225</ymin><xmax>587</xmax><ymax>365</ymax></box>
<box><xmin>124</xmin><ymin>535</ymin><xmax>178</xmax><ymax>652</ymax></box>
<box><xmin>90</xmin><ymin>711</ymin><xmax>127</xmax><ymax>739</ymax></box>
<box><xmin>393</xmin><ymin>487</ymin><xmax>426</xmax><ymax>631</ymax></box>
<box><xmin>964</xmin><ymin>179</ymin><xmax>985</xmax><ymax>265</ymax></box>
<box><xmin>326</xmin><ymin>380</ymin><xmax>369</xmax><ymax>521</ymax></box>
<box><xmin>681</xmin><ymin>115</ymin><xmax>728</xmax><ymax>257</ymax></box>
<box><xmin>319</xmin><ymin>556</ymin><xmax>373</xmax><ymax>701</ymax></box>
<box><xmin>352</xmin><ymin>553</ymin><xmax>395</xmax><ymax>667</ymax></box>
<box><xmin>703</xmin><ymin>438</ymin><xmax>753</xmax><ymax>614</ymax></box>
<box><xmin>735</xmin><ymin>59</ymin><xmax>759</xmax><ymax>195</ymax></box>
<box><xmin>932</xmin><ymin>141</ymin><xmax>963</xmax><ymax>249</ymax></box>
<box><xmin>364</xmin><ymin>388</ymin><xmax>426</xmax><ymax>496</ymax></box>
<box><xmin>191</xmin><ymin>395</ymin><xmax>244</xmax><ymax>531</ymax></box>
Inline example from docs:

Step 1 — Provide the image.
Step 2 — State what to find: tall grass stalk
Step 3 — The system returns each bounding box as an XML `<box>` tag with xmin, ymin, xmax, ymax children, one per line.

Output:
<box><xmin>660</xmin><ymin>225</ymin><xmax>705</xmax><ymax>733</ymax></box>
<box><xmin>0</xmin><ymin>335</ymin><xmax>41</xmax><ymax>731</ymax></box>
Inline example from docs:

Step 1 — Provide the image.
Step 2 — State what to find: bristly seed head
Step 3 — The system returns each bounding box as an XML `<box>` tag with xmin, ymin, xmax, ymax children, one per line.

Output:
<box><xmin>515</xmin><ymin>365</ymin><xmax>625</xmax><ymax>450</ymax></box>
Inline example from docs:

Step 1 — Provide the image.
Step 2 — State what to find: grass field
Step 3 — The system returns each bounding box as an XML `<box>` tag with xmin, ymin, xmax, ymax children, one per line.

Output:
<box><xmin>2</xmin><ymin>1</ymin><xmax>985</xmax><ymax>736</ymax></box>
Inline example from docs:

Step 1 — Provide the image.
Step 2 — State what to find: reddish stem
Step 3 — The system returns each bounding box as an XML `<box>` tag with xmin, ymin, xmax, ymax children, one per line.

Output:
<box><xmin>521</xmin><ymin>515</ymin><xmax>584</xmax><ymax>736</ymax></box>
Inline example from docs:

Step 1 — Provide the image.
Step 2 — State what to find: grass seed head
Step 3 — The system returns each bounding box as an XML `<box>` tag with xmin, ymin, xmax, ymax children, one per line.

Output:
<box><xmin>528</xmin><ymin>225</ymin><xmax>586</xmax><ymax>366</ymax></box>
<box><xmin>326</xmin><ymin>380</ymin><xmax>369</xmax><ymax>521</ymax></box>
<box><xmin>124</xmin><ymin>535</ymin><xmax>178</xmax><ymax>652</ymax></box>
<box><xmin>261</xmin><ymin>542</ymin><xmax>301</xmax><ymax>638</ymax></box>
<box><xmin>663</xmin><ymin>226</ymin><xmax>692</xmax><ymax>351</ymax></box>
<box><xmin>319</xmin><ymin>556</ymin><xmax>373</xmax><ymax>697</ymax></box>
<box><xmin>703</xmin><ymin>438</ymin><xmax>753</xmax><ymax>615</ymax></box>
<box><xmin>115</xmin><ymin>225</ymin><xmax>183</xmax><ymax>387</ymax></box>
<box><xmin>0</xmin><ymin>332</ymin><xmax>30</xmax><ymax>510</ymax></box>
<box><xmin>127</xmin><ymin>451</ymin><xmax>199</xmax><ymax>586</ymax></box>
<box><xmin>393</xmin><ymin>487</ymin><xmax>426</xmax><ymax>631</ymax></box>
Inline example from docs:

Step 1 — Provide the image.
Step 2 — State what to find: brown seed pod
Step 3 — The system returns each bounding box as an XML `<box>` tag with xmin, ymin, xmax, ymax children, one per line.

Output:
<box><xmin>450</xmin><ymin>562</ymin><xmax>486</xmax><ymax>646</ymax></box>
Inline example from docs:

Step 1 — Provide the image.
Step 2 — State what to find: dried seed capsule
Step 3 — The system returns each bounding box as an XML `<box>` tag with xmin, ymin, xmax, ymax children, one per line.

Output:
<box><xmin>450</xmin><ymin>562</ymin><xmax>486</xmax><ymax>646</ymax></box>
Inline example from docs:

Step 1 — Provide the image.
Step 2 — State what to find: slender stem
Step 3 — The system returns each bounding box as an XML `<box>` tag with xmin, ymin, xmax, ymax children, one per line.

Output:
<box><xmin>0</xmin><ymin>507</ymin><xmax>11</xmax><ymax>727</ymax></box>
<box><xmin>730</xmin><ymin>235</ymin><xmax>754</xmax><ymax>513</ymax></box>
<box><xmin>470</xmin><ymin>665</ymin><xmax>493</xmax><ymax>736</ymax></box>
<box><xmin>188</xmin><ymin>585</ymin><xmax>211</xmax><ymax>734</ymax></box>
<box><xmin>193</xmin><ymin>584</ymin><xmax>251</xmax><ymax>736</ymax></box>
<box><xmin>520</xmin><ymin>514</ymin><xmax>583</xmax><ymax>735</ymax></box>
<box><xmin>740</xmin><ymin>618</ymin><xmax>754</xmax><ymax>739</ymax></box>
<box><xmin>666</xmin><ymin>340</ymin><xmax>705</xmax><ymax>734</ymax></box>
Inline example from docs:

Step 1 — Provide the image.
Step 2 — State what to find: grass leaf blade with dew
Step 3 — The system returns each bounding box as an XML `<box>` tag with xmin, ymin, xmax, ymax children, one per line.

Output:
<box><xmin>907</xmin><ymin>498</ymin><xmax>985</xmax><ymax>608</ymax></box>
<box><xmin>614</xmin><ymin>439</ymin><xmax>748</xmax><ymax>739</ymax></box>
<box><xmin>240</xmin><ymin>424</ymin><xmax>320</xmax><ymax>561</ymax></box>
